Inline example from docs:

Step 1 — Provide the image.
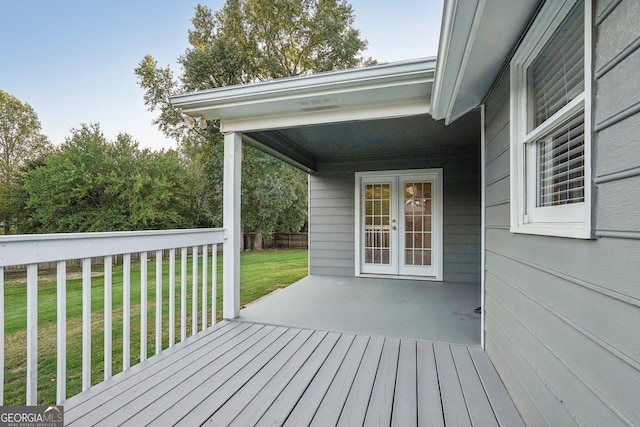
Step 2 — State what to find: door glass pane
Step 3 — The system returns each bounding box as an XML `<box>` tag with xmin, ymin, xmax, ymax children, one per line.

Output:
<box><xmin>365</xmin><ymin>183</ymin><xmax>391</xmax><ymax>265</ymax></box>
<box><xmin>404</xmin><ymin>181</ymin><xmax>432</xmax><ymax>266</ymax></box>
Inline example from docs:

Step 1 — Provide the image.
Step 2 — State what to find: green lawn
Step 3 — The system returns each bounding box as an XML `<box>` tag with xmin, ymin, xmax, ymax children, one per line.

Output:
<box><xmin>3</xmin><ymin>249</ymin><xmax>308</xmax><ymax>405</ymax></box>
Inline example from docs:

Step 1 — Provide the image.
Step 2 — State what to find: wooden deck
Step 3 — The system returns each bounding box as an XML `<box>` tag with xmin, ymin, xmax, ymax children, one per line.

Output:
<box><xmin>64</xmin><ymin>321</ymin><xmax>524</xmax><ymax>426</ymax></box>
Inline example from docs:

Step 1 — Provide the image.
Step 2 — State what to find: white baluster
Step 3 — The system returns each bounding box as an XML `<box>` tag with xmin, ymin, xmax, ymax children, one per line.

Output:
<box><xmin>192</xmin><ymin>246</ymin><xmax>198</xmax><ymax>336</ymax></box>
<box><xmin>56</xmin><ymin>261</ymin><xmax>67</xmax><ymax>403</ymax></box>
<box><xmin>212</xmin><ymin>244</ymin><xmax>217</xmax><ymax>326</ymax></box>
<box><xmin>169</xmin><ymin>249</ymin><xmax>176</xmax><ymax>347</ymax></box>
<box><xmin>140</xmin><ymin>252</ymin><xmax>147</xmax><ymax>362</ymax></box>
<box><xmin>104</xmin><ymin>256</ymin><xmax>112</xmax><ymax>380</ymax></box>
<box><xmin>180</xmin><ymin>248</ymin><xmax>187</xmax><ymax>342</ymax></box>
<box><xmin>26</xmin><ymin>264</ymin><xmax>38</xmax><ymax>404</ymax></box>
<box><xmin>202</xmin><ymin>245</ymin><xmax>208</xmax><ymax>329</ymax></box>
<box><xmin>123</xmin><ymin>254</ymin><xmax>131</xmax><ymax>370</ymax></box>
<box><xmin>82</xmin><ymin>258</ymin><xmax>91</xmax><ymax>391</ymax></box>
<box><xmin>155</xmin><ymin>250</ymin><xmax>162</xmax><ymax>355</ymax></box>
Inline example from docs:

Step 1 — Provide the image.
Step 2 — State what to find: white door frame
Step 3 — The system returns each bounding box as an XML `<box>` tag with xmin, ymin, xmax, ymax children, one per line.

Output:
<box><xmin>355</xmin><ymin>168</ymin><xmax>443</xmax><ymax>281</ymax></box>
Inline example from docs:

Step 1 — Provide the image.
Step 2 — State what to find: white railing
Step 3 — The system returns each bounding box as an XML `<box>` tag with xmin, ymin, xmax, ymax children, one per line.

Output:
<box><xmin>0</xmin><ymin>228</ymin><xmax>226</xmax><ymax>405</ymax></box>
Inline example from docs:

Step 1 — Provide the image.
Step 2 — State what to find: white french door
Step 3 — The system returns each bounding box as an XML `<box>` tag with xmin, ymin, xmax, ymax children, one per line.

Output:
<box><xmin>356</xmin><ymin>169</ymin><xmax>443</xmax><ymax>280</ymax></box>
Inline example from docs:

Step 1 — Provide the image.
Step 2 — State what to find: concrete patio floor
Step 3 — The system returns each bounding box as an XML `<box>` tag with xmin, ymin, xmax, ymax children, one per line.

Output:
<box><xmin>239</xmin><ymin>275</ymin><xmax>481</xmax><ymax>346</ymax></box>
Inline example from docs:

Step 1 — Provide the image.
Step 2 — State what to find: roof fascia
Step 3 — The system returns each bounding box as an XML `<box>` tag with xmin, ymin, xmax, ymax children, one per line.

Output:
<box><xmin>431</xmin><ymin>0</ymin><xmax>484</xmax><ymax>123</ymax></box>
<box><xmin>170</xmin><ymin>58</ymin><xmax>435</xmax><ymax>131</ymax></box>
<box><xmin>431</xmin><ymin>0</ymin><xmax>541</xmax><ymax>124</ymax></box>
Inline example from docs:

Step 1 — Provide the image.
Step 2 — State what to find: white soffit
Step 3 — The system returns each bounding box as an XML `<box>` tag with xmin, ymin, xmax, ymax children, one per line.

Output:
<box><xmin>431</xmin><ymin>0</ymin><xmax>540</xmax><ymax>124</ymax></box>
<box><xmin>170</xmin><ymin>58</ymin><xmax>435</xmax><ymax>133</ymax></box>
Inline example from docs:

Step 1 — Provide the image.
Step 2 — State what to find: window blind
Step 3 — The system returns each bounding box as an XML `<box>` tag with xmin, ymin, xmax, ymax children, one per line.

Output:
<box><xmin>537</xmin><ymin>110</ymin><xmax>585</xmax><ymax>207</ymax></box>
<box><xmin>529</xmin><ymin>1</ymin><xmax>584</xmax><ymax>130</ymax></box>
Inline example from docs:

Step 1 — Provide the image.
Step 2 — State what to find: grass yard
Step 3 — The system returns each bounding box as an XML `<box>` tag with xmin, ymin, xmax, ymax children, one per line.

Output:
<box><xmin>3</xmin><ymin>249</ymin><xmax>308</xmax><ymax>405</ymax></box>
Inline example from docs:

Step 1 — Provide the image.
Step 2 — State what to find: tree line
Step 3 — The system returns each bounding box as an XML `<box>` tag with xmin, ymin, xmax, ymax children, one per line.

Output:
<box><xmin>1</xmin><ymin>0</ymin><xmax>371</xmax><ymax>242</ymax></box>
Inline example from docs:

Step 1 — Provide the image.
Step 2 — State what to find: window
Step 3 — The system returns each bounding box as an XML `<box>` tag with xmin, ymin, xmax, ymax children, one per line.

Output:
<box><xmin>510</xmin><ymin>0</ymin><xmax>592</xmax><ymax>238</ymax></box>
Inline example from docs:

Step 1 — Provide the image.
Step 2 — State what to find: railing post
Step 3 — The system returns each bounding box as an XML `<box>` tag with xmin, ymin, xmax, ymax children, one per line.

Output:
<box><xmin>140</xmin><ymin>252</ymin><xmax>147</xmax><ymax>362</ymax></box>
<box><xmin>81</xmin><ymin>258</ymin><xmax>91</xmax><ymax>392</ymax></box>
<box><xmin>26</xmin><ymin>264</ymin><xmax>38</xmax><ymax>405</ymax></box>
<box><xmin>169</xmin><ymin>249</ymin><xmax>176</xmax><ymax>347</ymax></box>
<box><xmin>212</xmin><ymin>244</ymin><xmax>217</xmax><ymax>325</ymax></box>
<box><xmin>180</xmin><ymin>248</ymin><xmax>187</xmax><ymax>341</ymax></box>
<box><xmin>192</xmin><ymin>246</ymin><xmax>198</xmax><ymax>335</ymax></box>
<box><xmin>104</xmin><ymin>256</ymin><xmax>112</xmax><ymax>380</ymax></box>
<box><xmin>202</xmin><ymin>244</ymin><xmax>208</xmax><ymax>329</ymax></box>
<box><xmin>223</xmin><ymin>132</ymin><xmax>242</xmax><ymax>319</ymax></box>
<box><xmin>155</xmin><ymin>250</ymin><xmax>162</xmax><ymax>355</ymax></box>
<box><xmin>56</xmin><ymin>261</ymin><xmax>67</xmax><ymax>404</ymax></box>
<box><xmin>123</xmin><ymin>254</ymin><xmax>131</xmax><ymax>370</ymax></box>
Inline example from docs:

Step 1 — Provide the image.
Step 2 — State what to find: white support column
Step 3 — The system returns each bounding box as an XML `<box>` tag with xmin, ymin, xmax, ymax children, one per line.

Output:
<box><xmin>223</xmin><ymin>132</ymin><xmax>242</xmax><ymax>319</ymax></box>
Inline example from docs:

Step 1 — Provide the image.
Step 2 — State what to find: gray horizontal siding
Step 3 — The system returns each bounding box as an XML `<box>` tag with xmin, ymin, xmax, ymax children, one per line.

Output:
<box><xmin>482</xmin><ymin>3</ymin><xmax>640</xmax><ymax>423</ymax></box>
<box><xmin>309</xmin><ymin>138</ymin><xmax>481</xmax><ymax>284</ymax></box>
<box><xmin>597</xmin><ymin>174</ymin><xmax>640</xmax><ymax>232</ymax></box>
<box><xmin>595</xmin><ymin>112</ymin><xmax>640</xmax><ymax>177</ymax></box>
<box><xmin>595</xmin><ymin>0</ymin><xmax>640</xmax><ymax>71</ymax></box>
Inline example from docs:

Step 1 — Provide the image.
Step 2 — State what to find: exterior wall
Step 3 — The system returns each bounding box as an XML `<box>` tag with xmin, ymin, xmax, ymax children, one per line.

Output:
<box><xmin>308</xmin><ymin>136</ymin><xmax>481</xmax><ymax>284</ymax></box>
<box><xmin>483</xmin><ymin>1</ymin><xmax>640</xmax><ymax>424</ymax></box>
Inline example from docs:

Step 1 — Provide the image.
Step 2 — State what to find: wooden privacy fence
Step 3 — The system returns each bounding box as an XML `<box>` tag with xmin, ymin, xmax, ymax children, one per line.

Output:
<box><xmin>245</xmin><ymin>232</ymin><xmax>308</xmax><ymax>250</ymax></box>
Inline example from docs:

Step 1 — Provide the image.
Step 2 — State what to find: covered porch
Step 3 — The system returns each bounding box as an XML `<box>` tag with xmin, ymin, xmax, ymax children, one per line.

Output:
<box><xmin>171</xmin><ymin>57</ymin><xmax>484</xmax><ymax>324</ymax></box>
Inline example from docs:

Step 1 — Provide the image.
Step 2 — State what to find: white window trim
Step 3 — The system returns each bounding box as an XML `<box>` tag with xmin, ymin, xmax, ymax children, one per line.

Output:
<box><xmin>354</xmin><ymin>169</ymin><xmax>443</xmax><ymax>281</ymax></box>
<box><xmin>510</xmin><ymin>0</ymin><xmax>592</xmax><ymax>239</ymax></box>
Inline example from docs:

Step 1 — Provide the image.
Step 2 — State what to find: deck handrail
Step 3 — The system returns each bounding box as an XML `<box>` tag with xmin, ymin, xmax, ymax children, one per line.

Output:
<box><xmin>0</xmin><ymin>228</ymin><xmax>226</xmax><ymax>406</ymax></box>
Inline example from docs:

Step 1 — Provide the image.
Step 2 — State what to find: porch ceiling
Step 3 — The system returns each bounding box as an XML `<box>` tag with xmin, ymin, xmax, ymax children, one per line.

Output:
<box><xmin>244</xmin><ymin>111</ymin><xmax>480</xmax><ymax>172</ymax></box>
<box><xmin>171</xmin><ymin>58</ymin><xmax>485</xmax><ymax>173</ymax></box>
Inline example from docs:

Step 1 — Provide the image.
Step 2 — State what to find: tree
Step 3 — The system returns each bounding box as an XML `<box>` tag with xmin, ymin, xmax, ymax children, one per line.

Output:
<box><xmin>181</xmin><ymin>0</ymin><xmax>371</xmax><ymax>89</ymax></box>
<box><xmin>20</xmin><ymin>123</ymin><xmax>194</xmax><ymax>233</ymax></box>
<box><xmin>0</xmin><ymin>90</ymin><xmax>50</xmax><ymax>233</ymax></box>
<box><xmin>137</xmin><ymin>0</ymin><xmax>372</xmax><ymax>246</ymax></box>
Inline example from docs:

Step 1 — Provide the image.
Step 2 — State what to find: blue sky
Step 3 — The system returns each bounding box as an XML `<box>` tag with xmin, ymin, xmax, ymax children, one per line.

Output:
<box><xmin>0</xmin><ymin>0</ymin><xmax>443</xmax><ymax>151</ymax></box>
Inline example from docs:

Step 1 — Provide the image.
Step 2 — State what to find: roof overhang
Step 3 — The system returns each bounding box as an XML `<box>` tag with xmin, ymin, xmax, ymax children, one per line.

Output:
<box><xmin>170</xmin><ymin>57</ymin><xmax>435</xmax><ymax>134</ymax></box>
<box><xmin>430</xmin><ymin>0</ymin><xmax>541</xmax><ymax>123</ymax></box>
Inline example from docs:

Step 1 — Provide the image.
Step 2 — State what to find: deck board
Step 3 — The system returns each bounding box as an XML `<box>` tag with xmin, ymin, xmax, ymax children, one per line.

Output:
<box><xmin>166</xmin><ymin>327</ymin><xmax>301</xmax><ymax>426</ymax></box>
<box><xmin>308</xmin><ymin>334</ymin><xmax>370</xmax><ymax>426</ymax></box>
<box><xmin>391</xmin><ymin>339</ymin><xmax>418</xmax><ymax>427</ymax></box>
<box><xmin>434</xmin><ymin>342</ymin><xmax>473</xmax><ymax>427</ymax></box>
<box><xmin>122</xmin><ymin>324</ymin><xmax>285</xmax><ymax>426</ymax></box>
<box><xmin>64</xmin><ymin>321</ymin><xmax>524</xmax><ymax>426</ymax></box>
<box><xmin>417</xmin><ymin>341</ymin><xmax>445</xmax><ymax>427</ymax></box>
<box><xmin>336</xmin><ymin>336</ymin><xmax>384</xmax><ymax>426</ymax></box>
<box><xmin>220</xmin><ymin>330</ymin><xmax>328</xmax><ymax>426</ymax></box>
<box><xmin>468</xmin><ymin>347</ymin><xmax>527</xmax><ymax>427</ymax></box>
<box><xmin>255</xmin><ymin>331</ymin><xmax>343</xmax><ymax>426</ymax></box>
<box><xmin>363</xmin><ymin>338</ymin><xmax>400</xmax><ymax>427</ymax></box>
<box><xmin>281</xmin><ymin>333</ymin><xmax>357</xmax><ymax>426</ymax></box>
<box><xmin>451</xmin><ymin>345</ymin><xmax>499</xmax><ymax>427</ymax></box>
